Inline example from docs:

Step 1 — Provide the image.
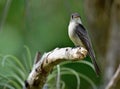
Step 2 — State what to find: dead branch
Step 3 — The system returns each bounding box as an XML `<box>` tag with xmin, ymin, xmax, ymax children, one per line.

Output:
<box><xmin>105</xmin><ymin>64</ymin><xmax>120</xmax><ymax>89</ymax></box>
<box><xmin>23</xmin><ymin>47</ymin><xmax>87</xmax><ymax>89</ymax></box>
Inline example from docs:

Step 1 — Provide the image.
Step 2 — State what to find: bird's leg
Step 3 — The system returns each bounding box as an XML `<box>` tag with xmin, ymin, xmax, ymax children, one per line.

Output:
<box><xmin>75</xmin><ymin>45</ymin><xmax>80</xmax><ymax>47</ymax></box>
<box><xmin>72</xmin><ymin>45</ymin><xmax>81</xmax><ymax>49</ymax></box>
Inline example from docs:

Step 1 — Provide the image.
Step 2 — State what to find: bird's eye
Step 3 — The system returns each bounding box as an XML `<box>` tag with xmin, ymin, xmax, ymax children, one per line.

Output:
<box><xmin>72</xmin><ymin>15</ymin><xmax>73</xmax><ymax>19</ymax></box>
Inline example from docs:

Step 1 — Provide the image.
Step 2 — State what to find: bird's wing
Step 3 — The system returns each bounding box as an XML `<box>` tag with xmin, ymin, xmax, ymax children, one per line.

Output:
<box><xmin>75</xmin><ymin>24</ymin><xmax>100</xmax><ymax>76</ymax></box>
<box><xmin>75</xmin><ymin>24</ymin><xmax>95</xmax><ymax>56</ymax></box>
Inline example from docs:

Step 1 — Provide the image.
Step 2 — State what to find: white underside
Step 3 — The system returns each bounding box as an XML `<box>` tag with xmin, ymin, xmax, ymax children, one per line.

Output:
<box><xmin>68</xmin><ymin>21</ymin><xmax>84</xmax><ymax>47</ymax></box>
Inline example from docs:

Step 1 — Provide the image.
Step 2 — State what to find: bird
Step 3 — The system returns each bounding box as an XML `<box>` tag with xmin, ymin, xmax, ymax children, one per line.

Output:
<box><xmin>68</xmin><ymin>12</ymin><xmax>100</xmax><ymax>76</ymax></box>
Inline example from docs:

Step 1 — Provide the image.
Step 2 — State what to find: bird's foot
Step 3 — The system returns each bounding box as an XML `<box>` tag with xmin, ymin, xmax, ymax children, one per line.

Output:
<box><xmin>72</xmin><ymin>46</ymin><xmax>81</xmax><ymax>49</ymax></box>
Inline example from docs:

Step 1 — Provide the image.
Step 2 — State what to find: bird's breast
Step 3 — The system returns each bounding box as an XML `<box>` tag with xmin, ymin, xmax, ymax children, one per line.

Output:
<box><xmin>68</xmin><ymin>22</ymin><xmax>76</xmax><ymax>37</ymax></box>
<box><xmin>68</xmin><ymin>22</ymin><xmax>85</xmax><ymax>47</ymax></box>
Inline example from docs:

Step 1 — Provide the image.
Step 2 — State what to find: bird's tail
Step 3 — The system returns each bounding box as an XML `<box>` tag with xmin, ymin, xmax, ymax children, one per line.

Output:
<box><xmin>91</xmin><ymin>56</ymin><xmax>101</xmax><ymax>76</ymax></box>
<box><xmin>88</xmin><ymin>49</ymin><xmax>101</xmax><ymax>76</ymax></box>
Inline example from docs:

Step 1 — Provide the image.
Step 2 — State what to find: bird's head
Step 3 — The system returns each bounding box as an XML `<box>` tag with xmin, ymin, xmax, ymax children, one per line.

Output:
<box><xmin>70</xmin><ymin>13</ymin><xmax>82</xmax><ymax>24</ymax></box>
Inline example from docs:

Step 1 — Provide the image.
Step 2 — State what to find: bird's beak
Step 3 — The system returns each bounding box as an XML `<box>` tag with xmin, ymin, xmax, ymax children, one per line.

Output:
<box><xmin>74</xmin><ymin>16</ymin><xmax>80</xmax><ymax>18</ymax></box>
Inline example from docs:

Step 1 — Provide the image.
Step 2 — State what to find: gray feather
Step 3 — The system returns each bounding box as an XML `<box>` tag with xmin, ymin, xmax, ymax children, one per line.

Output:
<box><xmin>75</xmin><ymin>24</ymin><xmax>101</xmax><ymax>76</ymax></box>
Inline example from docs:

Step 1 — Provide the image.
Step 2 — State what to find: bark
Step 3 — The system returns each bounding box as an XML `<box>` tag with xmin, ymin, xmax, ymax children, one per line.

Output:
<box><xmin>104</xmin><ymin>0</ymin><xmax>120</xmax><ymax>86</ymax></box>
<box><xmin>23</xmin><ymin>47</ymin><xmax>87</xmax><ymax>89</ymax></box>
<box><xmin>84</xmin><ymin>0</ymin><xmax>120</xmax><ymax>88</ymax></box>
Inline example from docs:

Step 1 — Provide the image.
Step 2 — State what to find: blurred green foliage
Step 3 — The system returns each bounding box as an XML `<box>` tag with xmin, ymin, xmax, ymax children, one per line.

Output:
<box><xmin>0</xmin><ymin>0</ymin><xmax>101</xmax><ymax>89</ymax></box>
<box><xmin>0</xmin><ymin>0</ymin><xmax>86</xmax><ymax>56</ymax></box>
